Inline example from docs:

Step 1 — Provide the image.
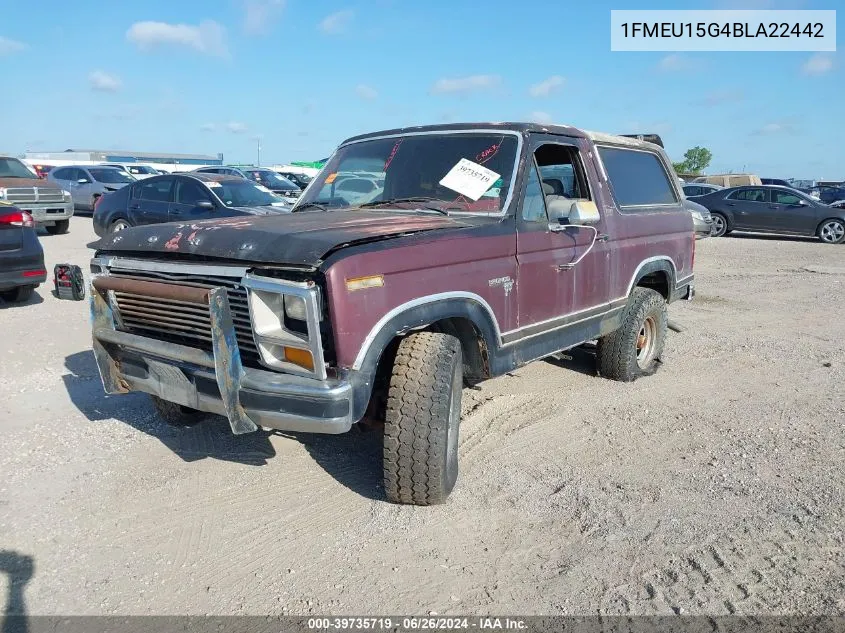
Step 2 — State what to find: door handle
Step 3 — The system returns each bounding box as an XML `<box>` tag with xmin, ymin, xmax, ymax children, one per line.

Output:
<box><xmin>726</xmin><ymin>202</ymin><xmax>736</xmax><ymax>206</ymax></box>
<box><xmin>129</xmin><ymin>204</ymin><xmax>140</xmax><ymax>210</ymax></box>
<box><xmin>596</xmin><ymin>233</ymin><xmax>609</xmax><ymax>242</ymax></box>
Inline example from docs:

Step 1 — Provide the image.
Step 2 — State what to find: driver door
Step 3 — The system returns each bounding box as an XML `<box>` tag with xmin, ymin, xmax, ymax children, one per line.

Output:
<box><xmin>766</xmin><ymin>189</ymin><xmax>818</xmax><ymax>234</ymax></box>
<box><xmin>169</xmin><ymin>178</ymin><xmax>218</xmax><ymax>223</ymax></box>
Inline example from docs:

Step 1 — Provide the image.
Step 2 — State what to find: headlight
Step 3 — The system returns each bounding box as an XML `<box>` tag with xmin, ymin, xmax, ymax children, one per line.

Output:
<box><xmin>284</xmin><ymin>295</ymin><xmax>307</xmax><ymax>321</ymax></box>
<box><xmin>62</xmin><ymin>190</ymin><xmax>72</xmax><ymax>201</ymax></box>
<box><xmin>0</xmin><ymin>189</ymin><xmax>6</xmax><ymax>200</ymax></box>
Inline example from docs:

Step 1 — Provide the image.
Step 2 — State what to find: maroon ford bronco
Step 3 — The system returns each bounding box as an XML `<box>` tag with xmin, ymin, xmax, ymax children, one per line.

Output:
<box><xmin>90</xmin><ymin>122</ymin><xmax>695</xmax><ymax>505</ymax></box>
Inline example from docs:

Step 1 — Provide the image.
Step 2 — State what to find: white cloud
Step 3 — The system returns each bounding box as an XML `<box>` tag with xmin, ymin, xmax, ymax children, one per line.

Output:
<box><xmin>200</xmin><ymin>123</ymin><xmax>217</xmax><ymax>132</ymax></box>
<box><xmin>752</xmin><ymin>122</ymin><xmax>796</xmax><ymax>135</ymax></box>
<box><xmin>318</xmin><ymin>10</ymin><xmax>353</xmax><ymax>34</ymax></box>
<box><xmin>126</xmin><ymin>20</ymin><xmax>228</xmax><ymax>57</ymax></box>
<box><xmin>529</xmin><ymin>75</ymin><xmax>564</xmax><ymax>98</ymax></box>
<box><xmin>0</xmin><ymin>36</ymin><xmax>26</xmax><ymax>55</ymax></box>
<box><xmin>530</xmin><ymin>111</ymin><xmax>553</xmax><ymax>124</ymax></box>
<box><xmin>657</xmin><ymin>54</ymin><xmax>690</xmax><ymax>72</ymax></box>
<box><xmin>355</xmin><ymin>84</ymin><xmax>378</xmax><ymax>100</ymax></box>
<box><xmin>88</xmin><ymin>70</ymin><xmax>122</xmax><ymax>93</ymax></box>
<box><xmin>802</xmin><ymin>53</ymin><xmax>834</xmax><ymax>76</ymax></box>
<box><xmin>430</xmin><ymin>74</ymin><xmax>500</xmax><ymax>96</ymax></box>
<box><xmin>243</xmin><ymin>0</ymin><xmax>286</xmax><ymax>35</ymax></box>
<box><xmin>226</xmin><ymin>122</ymin><xmax>248</xmax><ymax>134</ymax></box>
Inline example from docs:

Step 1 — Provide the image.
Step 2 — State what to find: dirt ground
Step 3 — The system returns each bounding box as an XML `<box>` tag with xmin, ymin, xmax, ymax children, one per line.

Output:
<box><xmin>1</xmin><ymin>216</ymin><xmax>843</xmax><ymax>616</ymax></box>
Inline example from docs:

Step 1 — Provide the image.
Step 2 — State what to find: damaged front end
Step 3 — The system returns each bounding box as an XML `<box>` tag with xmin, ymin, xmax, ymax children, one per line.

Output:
<box><xmin>89</xmin><ymin>257</ymin><xmax>353</xmax><ymax>435</ymax></box>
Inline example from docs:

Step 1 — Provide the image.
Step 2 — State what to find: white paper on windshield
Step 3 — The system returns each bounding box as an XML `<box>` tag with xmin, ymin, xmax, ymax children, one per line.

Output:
<box><xmin>255</xmin><ymin>185</ymin><xmax>272</xmax><ymax>193</ymax></box>
<box><xmin>438</xmin><ymin>158</ymin><xmax>500</xmax><ymax>201</ymax></box>
<box><xmin>206</xmin><ymin>181</ymin><xmax>222</xmax><ymax>188</ymax></box>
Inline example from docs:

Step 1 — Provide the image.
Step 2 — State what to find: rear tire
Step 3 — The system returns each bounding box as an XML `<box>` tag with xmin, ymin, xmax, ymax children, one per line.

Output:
<box><xmin>817</xmin><ymin>219</ymin><xmax>845</xmax><ymax>244</ymax></box>
<box><xmin>710</xmin><ymin>212</ymin><xmax>728</xmax><ymax>237</ymax></box>
<box><xmin>46</xmin><ymin>220</ymin><xmax>70</xmax><ymax>235</ymax></box>
<box><xmin>0</xmin><ymin>285</ymin><xmax>35</xmax><ymax>303</ymax></box>
<box><xmin>149</xmin><ymin>395</ymin><xmax>204</xmax><ymax>427</ymax></box>
<box><xmin>597</xmin><ymin>287</ymin><xmax>668</xmax><ymax>382</ymax></box>
<box><xmin>383</xmin><ymin>332</ymin><xmax>462</xmax><ymax>505</ymax></box>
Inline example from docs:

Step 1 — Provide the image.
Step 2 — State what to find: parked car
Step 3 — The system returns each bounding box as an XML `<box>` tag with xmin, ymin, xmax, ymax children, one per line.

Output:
<box><xmin>0</xmin><ymin>156</ymin><xmax>74</xmax><ymax>234</ymax></box>
<box><xmin>193</xmin><ymin>166</ymin><xmax>302</xmax><ymax>201</ymax></box>
<box><xmin>695</xmin><ymin>185</ymin><xmax>845</xmax><ymax>243</ymax></box>
<box><xmin>0</xmin><ymin>202</ymin><xmax>47</xmax><ymax>303</ymax></box>
<box><xmin>682</xmin><ymin>183</ymin><xmax>722</xmax><ymax>198</ymax></box>
<box><xmin>93</xmin><ymin>173</ymin><xmax>292</xmax><ymax>236</ymax></box>
<box><xmin>276</xmin><ymin>171</ymin><xmax>312</xmax><ymax>189</ymax></box>
<box><xmin>806</xmin><ymin>185</ymin><xmax>845</xmax><ymax>206</ymax></box>
<box><xmin>101</xmin><ymin>163</ymin><xmax>161</xmax><ymax>180</ymax></box>
<box><xmin>683</xmin><ymin>198</ymin><xmax>713</xmax><ymax>239</ymax></box>
<box><xmin>30</xmin><ymin>164</ymin><xmax>55</xmax><ymax>179</ymax></box>
<box><xmin>761</xmin><ymin>178</ymin><xmax>792</xmax><ymax>187</ymax></box>
<box><xmin>48</xmin><ymin>165</ymin><xmax>135</xmax><ymax>213</ymax></box>
<box><xmin>89</xmin><ymin>121</ymin><xmax>696</xmax><ymax>505</ymax></box>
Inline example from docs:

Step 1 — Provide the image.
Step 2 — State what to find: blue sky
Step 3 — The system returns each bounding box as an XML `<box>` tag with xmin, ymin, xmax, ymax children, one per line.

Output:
<box><xmin>0</xmin><ymin>0</ymin><xmax>841</xmax><ymax>178</ymax></box>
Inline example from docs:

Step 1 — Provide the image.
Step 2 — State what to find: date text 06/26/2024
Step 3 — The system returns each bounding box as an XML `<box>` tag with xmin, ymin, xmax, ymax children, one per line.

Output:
<box><xmin>610</xmin><ymin>9</ymin><xmax>836</xmax><ymax>52</ymax></box>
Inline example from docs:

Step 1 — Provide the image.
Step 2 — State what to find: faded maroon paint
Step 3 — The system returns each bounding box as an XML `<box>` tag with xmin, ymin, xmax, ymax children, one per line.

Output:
<box><xmin>324</xmin><ymin>228</ymin><xmax>517</xmax><ymax>369</ymax></box>
<box><xmin>0</xmin><ymin>177</ymin><xmax>58</xmax><ymax>189</ymax></box>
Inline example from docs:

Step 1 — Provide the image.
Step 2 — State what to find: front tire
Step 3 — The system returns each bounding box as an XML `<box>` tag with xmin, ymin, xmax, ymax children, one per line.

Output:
<box><xmin>383</xmin><ymin>332</ymin><xmax>462</xmax><ymax>505</ymax></box>
<box><xmin>110</xmin><ymin>219</ymin><xmax>132</xmax><ymax>234</ymax></box>
<box><xmin>817</xmin><ymin>219</ymin><xmax>845</xmax><ymax>244</ymax></box>
<box><xmin>149</xmin><ymin>395</ymin><xmax>204</xmax><ymax>427</ymax></box>
<box><xmin>710</xmin><ymin>212</ymin><xmax>729</xmax><ymax>237</ymax></box>
<box><xmin>597</xmin><ymin>288</ymin><xmax>668</xmax><ymax>382</ymax></box>
<box><xmin>0</xmin><ymin>285</ymin><xmax>35</xmax><ymax>303</ymax></box>
<box><xmin>45</xmin><ymin>220</ymin><xmax>70</xmax><ymax>235</ymax></box>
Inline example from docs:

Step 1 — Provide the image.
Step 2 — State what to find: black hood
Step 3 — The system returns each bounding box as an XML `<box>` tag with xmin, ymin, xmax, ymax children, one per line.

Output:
<box><xmin>92</xmin><ymin>209</ymin><xmax>470</xmax><ymax>267</ymax></box>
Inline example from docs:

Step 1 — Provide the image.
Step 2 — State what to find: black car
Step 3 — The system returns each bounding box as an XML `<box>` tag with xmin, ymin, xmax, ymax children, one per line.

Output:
<box><xmin>808</xmin><ymin>185</ymin><xmax>845</xmax><ymax>206</ymax></box>
<box><xmin>275</xmin><ymin>171</ymin><xmax>312</xmax><ymax>190</ymax></box>
<box><xmin>0</xmin><ymin>202</ymin><xmax>47</xmax><ymax>303</ymax></box>
<box><xmin>92</xmin><ymin>173</ymin><xmax>291</xmax><ymax>237</ymax></box>
<box><xmin>695</xmin><ymin>185</ymin><xmax>845</xmax><ymax>244</ymax></box>
<box><xmin>239</xmin><ymin>168</ymin><xmax>302</xmax><ymax>201</ymax></box>
<box><xmin>682</xmin><ymin>183</ymin><xmax>722</xmax><ymax>197</ymax></box>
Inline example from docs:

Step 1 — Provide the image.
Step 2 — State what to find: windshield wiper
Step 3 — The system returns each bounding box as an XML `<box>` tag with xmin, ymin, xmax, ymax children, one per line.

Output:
<box><xmin>293</xmin><ymin>201</ymin><xmax>328</xmax><ymax>212</ymax></box>
<box><xmin>359</xmin><ymin>197</ymin><xmax>452</xmax><ymax>215</ymax></box>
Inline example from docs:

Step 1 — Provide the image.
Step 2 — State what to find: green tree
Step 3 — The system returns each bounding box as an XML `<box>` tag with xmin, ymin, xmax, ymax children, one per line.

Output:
<box><xmin>674</xmin><ymin>146</ymin><xmax>713</xmax><ymax>175</ymax></box>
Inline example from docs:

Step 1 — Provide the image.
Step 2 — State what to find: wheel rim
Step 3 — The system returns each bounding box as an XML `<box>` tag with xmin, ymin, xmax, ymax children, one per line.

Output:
<box><xmin>712</xmin><ymin>215</ymin><xmax>725</xmax><ymax>236</ymax></box>
<box><xmin>112</xmin><ymin>221</ymin><xmax>129</xmax><ymax>233</ymax></box>
<box><xmin>820</xmin><ymin>221</ymin><xmax>844</xmax><ymax>243</ymax></box>
<box><xmin>636</xmin><ymin>316</ymin><xmax>658</xmax><ymax>369</ymax></box>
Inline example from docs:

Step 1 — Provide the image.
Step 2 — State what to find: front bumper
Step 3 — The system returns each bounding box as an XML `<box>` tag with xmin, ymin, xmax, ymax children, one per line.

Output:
<box><xmin>18</xmin><ymin>201</ymin><xmax>74</xmax><ymax>225</ymax></box>
<box><xmin>90</xmin><ymin>277</ymin><xmax>353</xmax><ymax>435</ymax></box>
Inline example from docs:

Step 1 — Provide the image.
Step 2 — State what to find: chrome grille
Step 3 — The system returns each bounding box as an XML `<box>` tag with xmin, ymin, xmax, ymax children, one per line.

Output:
<box><xmin>106</xmin><ymin>269</ymin><xmax>260</xmax><ymax>367</ymax></box>
<box><xmin>4</xmin><ymin>187</ymin><xmax>65</xmax><ymax>205</ymax></box>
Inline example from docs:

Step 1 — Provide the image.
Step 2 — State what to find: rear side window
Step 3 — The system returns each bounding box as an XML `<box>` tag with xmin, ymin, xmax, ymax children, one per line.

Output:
<box><xmin>728</xmin><ymin>188</ymin><xmax>767</xmax><ymax>202</ymax></box>
<box><xmin>598</xmin><ymin>147</ymin><xmax>678</xmax><ymax>207</ymax></box>
<box><xmin>52</xmin><ymin>167</ymin><xmax>72</xmax><ymax>180</ymax></box>
<box><xmin>136</xmin><ymin>178</ymin><xmax>174</xmax><ymax>202</ymax></box>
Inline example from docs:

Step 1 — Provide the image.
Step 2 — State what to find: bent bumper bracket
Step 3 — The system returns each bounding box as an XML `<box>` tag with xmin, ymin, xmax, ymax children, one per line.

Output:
<box><xmin>90</xmin><ymin>278</ymin><xmax>259</xmax><ymax>435</ymax></box>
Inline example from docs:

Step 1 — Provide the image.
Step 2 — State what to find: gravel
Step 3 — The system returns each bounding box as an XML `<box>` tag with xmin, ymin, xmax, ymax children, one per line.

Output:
<box><xmin>1</xmin><ymin>217</ymin><xmax>843</xmax><ymax>616</ymax></box>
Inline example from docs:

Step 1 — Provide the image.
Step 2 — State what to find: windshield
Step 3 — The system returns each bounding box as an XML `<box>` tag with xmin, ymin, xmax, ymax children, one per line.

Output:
<box><xmin>90</xmin><ymin>168</ymin><xmax>135</xmax><ymax>184</ymax></box>
<box><xmin>296</xmin><ymin>132</ymin><xmax>519</xmax><ymax>214</ymax></box>
<box><xmin>0</xmin><ymin>158</ymin><xmax>37</xmax><ymax>179</ymax></box>
<box><xmin>207</xmin><ymin>180</ymin><xmax>283</xmax><ymax>207</ymax></box>
<box><xmin>127</xmin><ymin>165</ymin><xmax>157</xmax><ymax>175</ymax></box>
<box><xmin>245</xmin><ymin>169</ymin><xmax>299</xmax><ymax>191</ymax></box>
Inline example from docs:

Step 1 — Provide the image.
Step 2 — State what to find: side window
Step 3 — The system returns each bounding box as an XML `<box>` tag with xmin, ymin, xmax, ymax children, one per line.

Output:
<box><xmin>75</xmin><ymin>169</ymin><xmax>90</xmax><ymax>182</ymax></box>
<box><xmin>520</xmin><ymin>162</ymin><xmax>548</xmax><ymax>223</ymax></box>
<box><xmin>598</xmin><ymin>147</ymin><xmax>678</xmax><ymax>207</ymax></box>
<box><xmin>137</xmin><ymin>178</ymin><xmax>174</xmax><ymax>202</ymax></box>
<box><xmin>683</xmin><ymin>186</ymin><xmax>700</xmax><ymax>197</ymax></box>
<box><xmin>52</xmin><ymin>167</ymin><xmax>71</xmax><ymax>180</ymax></box>
<box><xmin>772</xmin><ymin>190</ymin><xmax>801</xmax><ymax>205</ymax></box>
<box><xmin>728</xmin><ymin>188</ymin><xmax>767</xmax><ymax>202</ymax></box>
<box><xmin>534</xmin><ymin>143</ymin><xmax>590</xmax><ymax>200</ymax></box>
<box><xmin>175</xmin><ymin>179</ymin><xmax>211</xmax><ymax>205</ymax></box>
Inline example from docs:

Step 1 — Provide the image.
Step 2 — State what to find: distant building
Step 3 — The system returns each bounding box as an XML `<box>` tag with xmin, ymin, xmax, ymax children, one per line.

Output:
<box><xmin>24</xmin><ymin>149</ymin><xmax>223</xmax><ymax>167</ymax></box>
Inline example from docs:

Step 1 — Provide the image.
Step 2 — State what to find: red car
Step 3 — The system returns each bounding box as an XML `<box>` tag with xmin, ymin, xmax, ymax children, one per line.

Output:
<box><xmin>89</xmin><ymin>122</ymin><xmax>695</xmax><ymax>504</ymax></box>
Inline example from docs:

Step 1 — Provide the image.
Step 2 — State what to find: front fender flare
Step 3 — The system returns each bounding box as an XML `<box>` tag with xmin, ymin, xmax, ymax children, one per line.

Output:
<box><xmin>347</xmin><ymin>295</ymin><xmax>501</xmax><ymax>421</ymax></box>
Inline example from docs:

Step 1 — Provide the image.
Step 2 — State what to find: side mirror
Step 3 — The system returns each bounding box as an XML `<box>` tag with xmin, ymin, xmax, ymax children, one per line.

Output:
<box><xmin>77</xmin><ymin>178</ymin><xmax>90</xmax><ymax>184</ymax></box>
<box><xmin>196</xmin><ymin>200</ymin><xmax>214</xmax><ymax>209</ymax></box>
